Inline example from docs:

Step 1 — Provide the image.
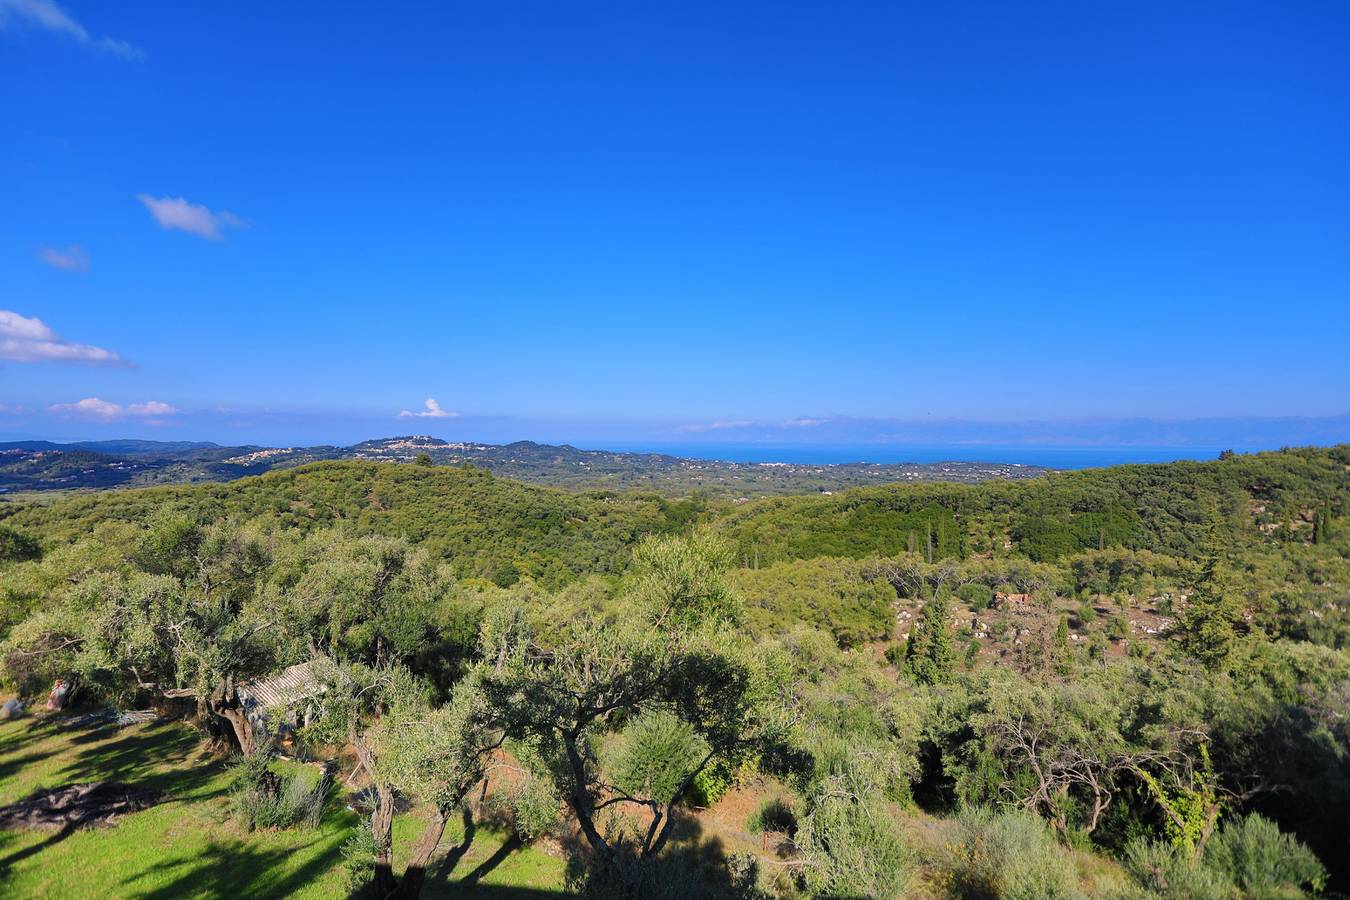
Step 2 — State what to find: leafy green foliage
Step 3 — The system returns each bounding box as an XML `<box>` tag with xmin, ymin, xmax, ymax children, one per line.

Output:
<box><xmin>957</xmin><ymin>581</ymin><xmax>994</xmax><ymax>610</ymax></box>
<box><xmin>798</xmin><ymin>780</ymin><xmax>910</xmax><ymax>899</ymax></box>
<box><xmin>3</xmin><ymin>461</ymin><xmax>704</xmax><ymax>589</ymax></box>
<box><xmin>610</xmin><ymin>711</ymin><xmax>709</xmax><ymax>807</ymax></box>
<box><xmin>0</xmin><ymin>524</ymin><xmax>41</xmax><ymax>563</ymax></box>
<box><xmin>229</xmin><ymin>753</ymin><xmax>331</xmax><ymax>831</ymax></box>
<box><xmin>2</xmin><ymin>445</ymin><xmax>1350</xmax><ymax>895</ymax></box>
<box><xmin>731</xmin><ymin>556</ymin><xmax>894</xmax><ymax>647</ymax></box>
<box><xmin>745</xmin><ymin>795</ymin><xmax>796</xmax><ymax>835</ymax></box>
<box><xmin>1205</xmin><ymin>812</ymin><xmax>1327</xmax><ymax>897</ymax></box>
<box><xmin>1123</xmin><ymin>837</ymin><xmax>1233</xmax><ymax>899</ymax></box>
<box><xmin>907</xmin><ymin>592</ymin><xmax>955</xmax><ymax>684</ymax></box>
<box><xmin>935</xmin><ymin>807</ymin><xmax>1079</xmax><ymax>899</ymax></box>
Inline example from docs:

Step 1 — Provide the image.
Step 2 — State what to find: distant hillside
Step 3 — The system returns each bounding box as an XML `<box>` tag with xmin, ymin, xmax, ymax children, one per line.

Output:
<box><xmin>0</xmin><ymin>435</ymin><xmax>1047</xmax><ymax>497</ymax></box>
<box><xmin>0</xmin><ymin>460</ymin><xmax>702</xmax><ymax>588</ymax></box>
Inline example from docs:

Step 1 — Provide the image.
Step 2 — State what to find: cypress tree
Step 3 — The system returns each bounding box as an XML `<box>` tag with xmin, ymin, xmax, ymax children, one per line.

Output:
<box><xmin>1178</xmin><ymin>529</ymin><xmax>1245</xmax><ymax>669</ymax></box>
<box><xmin>1053</xmin><ymin>615</ymin><xmax>1073</xmax><ymax>675</ymax></box>
<box><xmin>907</xmin><ymin>592</ymin><xmax>954</xmax><ymax>684</ymax></box>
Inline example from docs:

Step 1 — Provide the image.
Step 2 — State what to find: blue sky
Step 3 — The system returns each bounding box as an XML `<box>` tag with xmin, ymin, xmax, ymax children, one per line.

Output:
<box><xmin>2</xmin><ymin>1</ymin><xmax>1348</xmax><ymax>447</ymax></box>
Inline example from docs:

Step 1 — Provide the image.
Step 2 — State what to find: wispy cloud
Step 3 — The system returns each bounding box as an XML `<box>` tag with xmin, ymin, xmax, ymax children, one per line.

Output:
<box><xmin>399</xmin><ymin>398</ymin><xmax>457</xmax><ymax>419</ymax></box>
<box><xmin>0</xmin><ymin>309</ymin><xmax>124</xmax><ymax>365</ymax></box>
<box><xmin>39</xmin><ymin>244</ymin><xmax>90</xmax><ymax>272</ymax></box>
<box><xmin>47</xmin><ymin>397</ymin><xmax>178</xmax><ymax>421</ymax></box>
<box><xmin>0</xmin><ymin>0</ymin><xmax>142</xmax><ymax>59</ymax></box>
<box><xmin>138</xmin><ymin>195</ymin><xmax>244</xmax><ymax>240</ymax></box>
<box><xmin>783</xmin><ymin>417</ymin><xmax>829</xmax><ymax>428</ymax></box>
<box><xmin>675</xmin><ymin>419</ymin><xmax>754</xmax><ymax>434</ymax></box>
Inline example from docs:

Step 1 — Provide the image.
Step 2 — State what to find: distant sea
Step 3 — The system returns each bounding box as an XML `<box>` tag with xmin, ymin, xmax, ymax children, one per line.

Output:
<box><xmin>586</xmin><ymin>442</ymin><xmax>1254</xmax><ymax>470</ymax></box>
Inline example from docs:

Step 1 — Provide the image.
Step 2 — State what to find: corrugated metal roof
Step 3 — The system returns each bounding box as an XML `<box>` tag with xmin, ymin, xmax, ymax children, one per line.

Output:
<box><xmin>240</xmin><ymin>660</ymin><xmax>323</xmax><ymax>710</ymax></box>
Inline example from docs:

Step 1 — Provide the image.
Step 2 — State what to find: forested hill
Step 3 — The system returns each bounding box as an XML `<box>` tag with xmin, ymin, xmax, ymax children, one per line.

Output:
<box><xmin>2</xmin><ymin>446</ymin><xmax>1349</xmax><ymax>892</ymax></box>
<box><xmin>0</xmin><ymin>461</ymin><xmax>704</xmax><ymax>588</ymax></box>
<box><xmin>0</xmin><ymin>435</ymin><xmax>1045</xmax><ymax>496</ymax></box>
<box><xmin>3</xmin><ymin>445</ymin><xmax>1346</xmax><ymax>586</ymax></box>
<box><xmin>719</xmin><ymin>444</ymin><xmax>1350</xmax><ymax>565</ymax></box>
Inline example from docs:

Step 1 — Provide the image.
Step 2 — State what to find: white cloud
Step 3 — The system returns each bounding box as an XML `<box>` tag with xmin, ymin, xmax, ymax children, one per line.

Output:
<box><xmin>675</xmin><ymin>420</ymin><xmax>754</xmax><ymax>433</ymax></box>
<box><xmin>137</xmin><ymin>195</ymin><xmax>244</xmax><ymax>240</ymax></box>
<box><xmin>399</xmin><ymin>398</ymin><xmax>457</xmax><ymax>419</ymax></box>
<box><xmin>47</xmin><ymin>397</ymin><xmax>178</xmax><ymax>421</ymax></box>
<box><xmin>783</xmin><ymin>417</ymin><xmax>829</xmax><ymax>428</ymax></box>
<box><xmin>0</xmin><ymin>309</ymin><xmax>124</xmax><ymax>365</ymax></box>
<box><xmin>0</xmin><ymin>0</ymin><xmax>142</xmax><ymax>59</ymax></box>
<box><xmin>39</xmin><ymin>244</ymin><xmax>90</xmax><ymax>272</ymax></box>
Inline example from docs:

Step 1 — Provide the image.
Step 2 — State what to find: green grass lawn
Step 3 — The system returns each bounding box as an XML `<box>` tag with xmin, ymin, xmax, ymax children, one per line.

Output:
<box><xmin>0</xmin><ymin>715</ymin><xmax>566</xmax><ymax>898</ymax></box>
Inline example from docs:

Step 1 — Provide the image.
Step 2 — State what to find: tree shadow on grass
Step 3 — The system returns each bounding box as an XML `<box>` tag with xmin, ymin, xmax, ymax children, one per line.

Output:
<box><xmin>0</xmin><ymin>822</ymin><xmax>78</xmax><ymax>875</ymax></box>
<box><xmin>457</xmin><ymin>831</ymin><xmax>522</xmax><ymax>886</ymax></box>
<box><xmin>119</xmin><ymin>833</ymin><xmax>345</xmax><ymax>899</ymax></box>
<box><xmin>56</xmin><ymin>719</ymin><xmax>223</xmax><ymax>803</ymax></box>
<box><xmin>0</xmin><ymin>750</ymin><xmax>54</xmax><ymax>788</ymax></box>
<box><xmin>0</xmin><ymin>719</ymin><xmax>64</xmax><ymax>771</ymax></box>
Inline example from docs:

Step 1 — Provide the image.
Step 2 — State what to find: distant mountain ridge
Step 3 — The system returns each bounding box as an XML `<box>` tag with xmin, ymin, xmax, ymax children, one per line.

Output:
<box><xmin>0</xmin><ymin>435</ymin><xmax>1048</xmax><ymax>497</ymax></box>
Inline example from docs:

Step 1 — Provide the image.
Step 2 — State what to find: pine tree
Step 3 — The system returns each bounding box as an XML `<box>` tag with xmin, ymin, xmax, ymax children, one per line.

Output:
<box><xmin>907</xmin><ymin>591</ymin><xmax>954</xmax><ymax>684</ymax></box>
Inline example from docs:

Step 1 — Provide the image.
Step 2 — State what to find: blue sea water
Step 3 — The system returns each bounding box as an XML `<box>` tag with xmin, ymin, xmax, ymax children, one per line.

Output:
<box><xmin>584</xmin><ymin>442</ymin><xmax>1249</xmax><ymax>470</ymax></box>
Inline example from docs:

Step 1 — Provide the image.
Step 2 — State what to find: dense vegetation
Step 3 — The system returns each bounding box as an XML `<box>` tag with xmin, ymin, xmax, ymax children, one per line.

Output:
<box><xmin>0</xmin><ymin>445</ymin><xmax>1346</xmax><ymax>898</ymax></box>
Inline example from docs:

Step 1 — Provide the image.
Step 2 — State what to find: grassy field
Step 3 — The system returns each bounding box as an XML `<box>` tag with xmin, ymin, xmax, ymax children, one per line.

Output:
<box><xmin>0</xmin><ymin>715</ymin><xmax>566</xmax><ymax>898</ymax></box>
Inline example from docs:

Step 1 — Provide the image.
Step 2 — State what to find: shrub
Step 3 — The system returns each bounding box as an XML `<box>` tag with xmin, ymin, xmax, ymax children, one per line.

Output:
<box><xmin>340</xmin><ymin>821</ymin><xmax>378</xmax><ymax>897</ymax></box>
<box><xmin>958</xmin><ymin>583</ymin><xmax>994</xmax><ymax>611</ymax></box>
<box><xmin>686</xmin><ymin>760</ymin><xmax>734</xmax><ymax>807</ymax></box>
<box><xmin>746</xmin><ymin>796</ymin><xmax>796</xmax><ymax>835</ymax></box>
<box><xmin>964</xmin><ymin>639</ymin><xmax>982</xmax><ymax>667</ymax></box>
<box><xmin>229</xmin><ymin>752</ymin><xmax>330</xmax><ymax>831</ymax></box>
<box><xmin>0</xmin><ymin>525</ymin><xmax>41</xmax><ymax>563</ymax></box>
<box><xmin>1204</xmin><ymin>813</ymin><xmax>1326</xmax><ymax>897</ymax></box>
<box><xmin>1123</xmin><ymin>838</ymin><xmax>1232</xmax><ymax>900</ymax></box>
<box><xmin>725</xmin><ymin>851</ymin><xmax>769</xmax><ymax>900</ymax></box>
<box><xmin>798</xmin><ymin>783</ymin><xmax>909</xmax><ymax>899</ymax></box>
<box><xmin>568</xmin><ymin>846</ymin><xmax>707</xmax><ymax>900</ymax></box>
<box><xmin>611</xmin><ymin>711</ymin><xmax>709</xmax><ymax>806</ymax></box>
<box><xmin>936</xmin><ymin>807</ymin><xmax>1079</xmax><ymax>899</ymax></box>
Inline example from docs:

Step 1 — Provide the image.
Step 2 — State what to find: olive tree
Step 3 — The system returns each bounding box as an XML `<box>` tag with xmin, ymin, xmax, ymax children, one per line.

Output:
<box><xmin>475</xmin><ymin>535</ymin><xmax>787</xmax><ymax>895</ymax></box>
<box><xmin>309</xmin><ymin>661</ymin><xmax>502</xmax><ymax>899</ymax></box>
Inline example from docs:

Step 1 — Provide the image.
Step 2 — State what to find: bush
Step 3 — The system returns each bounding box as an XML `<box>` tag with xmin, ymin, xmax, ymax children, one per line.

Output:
<box><xmin>229</xmin><ymin>752</ymin><xmax>330</xmax><ymax>831</ymax></box>
<box><xmin>746</xmin><ymin>796</ymin><xmax>796</xmax><ymax>835</ymax></box>
<box><xmin>799</xmin><ymin>784</ymin><xmax>909</xmax><ymax>899</ymax></box>
<box><xmin>568</xmin><ymin>846</ymin><xmax>707</xmax><ymax>900</ymax></box>
<box><xmin>1123</xmin><ymin>838</ymin><xmax>1232</xmax><ymax>900</ymax></box>
<box><xmin>612</xmin><ymin>711</ymin><xmax>709</xmax><ymax>806</ymax></box>
<box><xmin>1204</xmin><ymin>813</ymin><xmax>1326</xmax><ymax>897</ymax></box>
<box><xmin>0</xmin><ymin>525</ymin><xmax>41</xmax><ymax>563</ymax></box>
<box><xmin>340</xmin><ymin>821</ymin><xmax>378</xmax><ymax>897</ymax></box>
<box><xmin>725</xmin><ymin>851</ymin><xmax>769</xmax><ymax>900</ymax></box>
<box><xmin>958</xmin><ymin>583</ymin><xmax>994</xmax><ymax>611</ymax></box>
<box><xmin>686</xmin><ymin>760</ymin><xmax>734</xmax><ymax>807</ymax></box>
<box><xmin>936</xmin><ymin>807</ymin><xmax>1079</xmax><ymax>899</ymax></box>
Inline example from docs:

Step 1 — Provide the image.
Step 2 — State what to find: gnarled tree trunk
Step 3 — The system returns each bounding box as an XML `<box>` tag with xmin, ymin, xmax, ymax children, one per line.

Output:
<box><xmin>372</xmin><ymin>783</ymin><xmax>396</xmax><ymax>898</ymax></box>
<box><xmin>209</xmin><ymin>694</ymin><xmax>257</xmax><ymax>756</ymax></box>
<box><xmin>391</xmin><ymin>804</ymin><xmax>452</xmax><ymax>899</ymax></box>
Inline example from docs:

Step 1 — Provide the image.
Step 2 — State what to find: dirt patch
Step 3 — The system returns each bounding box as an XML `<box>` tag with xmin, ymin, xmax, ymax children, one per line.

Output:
<box><xmin>0</xmin><ymin>782</ymin><xmax>166</xmax><ymax>832</ymax></box>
